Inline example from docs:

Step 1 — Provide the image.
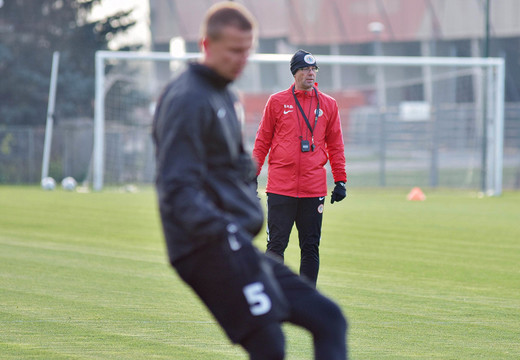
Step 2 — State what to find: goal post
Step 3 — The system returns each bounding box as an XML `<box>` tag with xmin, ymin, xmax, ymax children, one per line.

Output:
<box><xmin>93</xmin><ymin>50</ymin><xmax>505</xmax><ymax>195</ymax></box>
<box><xmin>93</xmin><ymin>50</ymin><xmax>200</xmax><ymax>191</ymax></box>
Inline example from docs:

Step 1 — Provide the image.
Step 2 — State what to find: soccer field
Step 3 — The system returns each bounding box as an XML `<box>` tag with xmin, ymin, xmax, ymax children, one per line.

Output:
<box><xmin>0</xmin><ymin>186</ymin><xmax>519</xmax><ymax>359</ymax></box>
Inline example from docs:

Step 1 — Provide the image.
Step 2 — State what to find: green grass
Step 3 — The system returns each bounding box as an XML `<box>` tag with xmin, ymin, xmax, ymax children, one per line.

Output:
<box><xmin>1</xmin><ymin>185</ymin><xmax>519</xmax><ymax>359</ymax></box>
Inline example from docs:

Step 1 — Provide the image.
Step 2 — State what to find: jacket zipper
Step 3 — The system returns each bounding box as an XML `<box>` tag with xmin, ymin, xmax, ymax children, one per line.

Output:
<box><xmin>295</xmin><ymin>91</ymin><xmax>307</xmax><ymax>198</ymax></box>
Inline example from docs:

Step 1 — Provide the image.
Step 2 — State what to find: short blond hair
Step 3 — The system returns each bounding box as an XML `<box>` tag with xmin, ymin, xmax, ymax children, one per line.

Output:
<box><xmin>200</xmin><ymin>2</ymin><xmax>257</xmax><ymax>40</ymax></box>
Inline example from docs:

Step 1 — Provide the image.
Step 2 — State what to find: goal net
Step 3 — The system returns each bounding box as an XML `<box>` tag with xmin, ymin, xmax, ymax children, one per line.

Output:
<box><xmin>93</xmin><ymin>51</ymin><xmax>505</xmax><ymax>195</ymax></box>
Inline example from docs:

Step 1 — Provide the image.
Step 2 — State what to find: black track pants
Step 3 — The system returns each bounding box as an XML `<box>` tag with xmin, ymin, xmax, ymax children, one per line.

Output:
<box><xmin>240</xmin><ymin>256</ymin><xmax>348</xmax><ymax>360</ymax></box>
<box><xmin>266</xmin><ymin>193</ymin><xmax>324</xmax><ymax>286</ymax></box>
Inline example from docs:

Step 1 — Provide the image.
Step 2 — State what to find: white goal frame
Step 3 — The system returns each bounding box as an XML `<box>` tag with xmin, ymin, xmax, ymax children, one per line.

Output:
<box><xmin>93</xmin><ymin>50</ymin><xmax>505</xmax><ymax>194</ymax></box>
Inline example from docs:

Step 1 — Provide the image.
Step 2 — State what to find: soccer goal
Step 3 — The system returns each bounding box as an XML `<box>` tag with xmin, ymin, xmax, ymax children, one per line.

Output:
<box><xmin>93</xmin><ymin>50</ymin><xmax>505</xmax><ymax>195</ymax></box>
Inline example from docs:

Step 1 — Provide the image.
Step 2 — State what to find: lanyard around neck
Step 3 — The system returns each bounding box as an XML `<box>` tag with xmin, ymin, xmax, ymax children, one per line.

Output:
<box><xmin>292</xmin><ymin>85</ymin><xmax>320</xmax><ymax>136</ymax></box>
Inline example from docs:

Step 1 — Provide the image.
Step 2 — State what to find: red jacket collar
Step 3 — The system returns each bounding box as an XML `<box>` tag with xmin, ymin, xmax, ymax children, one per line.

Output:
<box><xmin>291</xmin><ymin>83</ymin><xmax>318</xmax><ymax>97</ymax></box>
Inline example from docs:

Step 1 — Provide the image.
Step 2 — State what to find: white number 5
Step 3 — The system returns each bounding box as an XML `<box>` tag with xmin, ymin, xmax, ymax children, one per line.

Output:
<box><xmin>243</xmin><ymin>282</ymin><xmax>272</xmax><ymax>316</ymax></box>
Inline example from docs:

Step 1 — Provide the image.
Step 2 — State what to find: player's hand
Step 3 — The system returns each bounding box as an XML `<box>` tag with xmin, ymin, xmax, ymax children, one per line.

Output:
<box><xmin>330</xmin><ymin>181</ymin><xmax>346</xmax><ymax>204</ymax></box>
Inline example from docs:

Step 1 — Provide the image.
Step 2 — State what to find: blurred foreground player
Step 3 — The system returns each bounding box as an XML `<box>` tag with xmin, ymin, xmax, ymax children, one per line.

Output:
<box><xmin>152</xmin><ymin>2</ymin><xmax>347</xmax><ymax>359</ymax></box>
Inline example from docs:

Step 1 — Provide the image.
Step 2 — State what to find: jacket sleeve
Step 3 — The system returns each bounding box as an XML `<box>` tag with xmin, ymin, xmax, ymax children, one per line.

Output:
<box><xmin>154</xmin><ymin>92</ymin><xmax>232</xmax><ymax>241</ymax></box>
<box><xmin>325</xmin><ymin>100</ymin><xmax>347</xmax><ymax>183</ymax></box>
<box><xmin>252</xmin><ymin>96</ymin><xmax>276</xmax><ymax>176</ymax></box>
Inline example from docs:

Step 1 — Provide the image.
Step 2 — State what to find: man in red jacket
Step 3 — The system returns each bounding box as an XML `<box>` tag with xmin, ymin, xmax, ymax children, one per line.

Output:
<box><xmin>253</xmin><ymin>49</ymin><xmax>347</xmax><ymax>286</ymax></box>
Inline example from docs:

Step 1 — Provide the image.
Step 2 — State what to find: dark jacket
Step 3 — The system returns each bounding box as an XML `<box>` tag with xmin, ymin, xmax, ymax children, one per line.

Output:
<box><xmin>153</xmin><ymin>63</ymin><xmax>263</xmax><ymax>264</ymax></box>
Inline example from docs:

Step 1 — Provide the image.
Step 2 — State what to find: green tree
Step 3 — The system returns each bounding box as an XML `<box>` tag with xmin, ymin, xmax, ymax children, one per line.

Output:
<box><xmin>0</xmin><ymin>0</ymin><xmax>139</xmax><ymax>125</ymax></box>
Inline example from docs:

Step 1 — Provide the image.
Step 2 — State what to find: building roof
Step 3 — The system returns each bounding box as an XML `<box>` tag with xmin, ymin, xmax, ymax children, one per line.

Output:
<box><xmin>150</xmin><ymin>0</ymin><xmax>520</xmax><ymax>45</ymax></box>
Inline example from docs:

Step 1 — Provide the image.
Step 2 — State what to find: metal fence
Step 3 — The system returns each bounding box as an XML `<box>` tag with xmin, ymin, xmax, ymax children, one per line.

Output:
<box><xmin>2</xmin><ymin>52</ymin><xmax>519</xmax><ymax>193</ymax></box>
<box><xmin>2</xmin><ymin>104</ymin><xmax>519</xmax><ymax>189</ymax></box>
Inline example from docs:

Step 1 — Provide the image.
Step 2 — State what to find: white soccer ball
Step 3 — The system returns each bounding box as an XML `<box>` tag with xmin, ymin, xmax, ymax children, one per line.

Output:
<box><xmin>41</xmin><ymin>177</ymin><xmax>56</xmax><ymax>191</ymax></box>
<box><xmin>61</xmin><ymin>176</ymin><xmax>77</xmax><ymax>191</ymax></box>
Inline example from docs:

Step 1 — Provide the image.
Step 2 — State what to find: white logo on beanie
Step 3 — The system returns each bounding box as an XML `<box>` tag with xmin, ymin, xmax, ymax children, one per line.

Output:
<box><xmin>304</xmin><ymin>54</ymin><xmax>316</xmax><ymax>65</ymax></box>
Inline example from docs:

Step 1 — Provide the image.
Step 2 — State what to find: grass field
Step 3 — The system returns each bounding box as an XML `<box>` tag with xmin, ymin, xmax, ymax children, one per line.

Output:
<box><xmin>1</xmin><ymin>185</ymin><xmax>519</xmax><ymax>359</ymax></box>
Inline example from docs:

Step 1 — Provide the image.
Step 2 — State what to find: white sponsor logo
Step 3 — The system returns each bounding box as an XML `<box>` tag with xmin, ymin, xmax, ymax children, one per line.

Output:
<box><xmin>317</xmin><ymin>204</ymin><xmax>324</xmax><ymax>213</ymax></box>
<box><xmin>283</xmin><ymin>110</ymin><xmax>293</xmax><ymax>114</ymax></box>
<box><xmin>304</xmin><ymin>54</ymin><xmax>316</xmax><ymax>65</ymax></box>
<box><xmin>228</xmin><ymin>233</ymin><xmax>241</xmax><ymax>251</ymax></box>
<box><xmin>319</xmin><ymin>197</ymin><xmax>325</xmax><ymax>201</ymax></box>
<box><xmin>227</xmin><ymin>223</ymin><xmax>241</xmax><ymax>251</ymax></box>
<box><xmin>315</xmin><ymin>109</ymin><xmax>324</xmax><ymax>117</ymax></box>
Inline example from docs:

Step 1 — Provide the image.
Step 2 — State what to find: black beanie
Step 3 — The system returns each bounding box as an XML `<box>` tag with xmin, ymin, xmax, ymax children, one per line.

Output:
<box><xmin>290</xmin><ymin>49</ymin><xmax>318</xmax><ymax>75</ymax></box>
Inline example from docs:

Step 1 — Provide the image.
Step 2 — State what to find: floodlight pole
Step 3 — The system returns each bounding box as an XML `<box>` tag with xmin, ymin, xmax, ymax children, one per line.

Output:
<box><xmin>41</xmin><ymin>51</ymin><xmax>60</xmax><ymax>181</ymax></box>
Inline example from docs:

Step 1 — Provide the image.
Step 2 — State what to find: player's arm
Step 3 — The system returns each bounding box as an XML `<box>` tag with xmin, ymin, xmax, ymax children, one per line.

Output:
<box><xmin>154</xmin><ymin>93</ymin><xmax>232</xmax><ymax>241</ymax></box>
<box><xmin>252</xmin><ymin>96</ymin><xmax>276</xmax><ymax>176</ymax></box>
<box><xmin>325</xmin><ymin>101</ymin><xmax>347</xmax><ymax>184</ymax></box>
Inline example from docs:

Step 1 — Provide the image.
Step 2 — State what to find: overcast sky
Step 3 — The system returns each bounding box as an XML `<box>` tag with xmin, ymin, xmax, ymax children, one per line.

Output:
<box><xmin>89</xmin><ymin>0</ymin><xmax>151</xmax><ymax>49</ymax></box>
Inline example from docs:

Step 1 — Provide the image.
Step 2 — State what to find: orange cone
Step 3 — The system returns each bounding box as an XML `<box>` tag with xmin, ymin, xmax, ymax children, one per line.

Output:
<box><xmin>407</xmin><ymin>187</ymin><xmax>426</xmax><ymax>201</ymax></box>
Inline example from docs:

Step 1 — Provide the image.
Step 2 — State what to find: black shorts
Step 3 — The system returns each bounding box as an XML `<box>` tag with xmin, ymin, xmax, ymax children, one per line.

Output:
<box><xmin>174</xmin><ymin>235</ymin><xmax>289</xmax><ymax>343</ymax></box>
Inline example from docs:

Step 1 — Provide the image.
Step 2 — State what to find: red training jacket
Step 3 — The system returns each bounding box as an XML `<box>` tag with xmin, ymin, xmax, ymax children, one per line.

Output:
<box><xmin>253</xmin><ymin>84</ymin><xmax>347</xmax><ymax>198</ymax></box>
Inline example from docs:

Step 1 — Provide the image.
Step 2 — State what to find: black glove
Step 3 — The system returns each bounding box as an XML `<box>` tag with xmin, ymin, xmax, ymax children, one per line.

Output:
<box><xmin>330</xmin><ymin>181</ymin><xmax>346</xmax><ymax>204</ymax></box>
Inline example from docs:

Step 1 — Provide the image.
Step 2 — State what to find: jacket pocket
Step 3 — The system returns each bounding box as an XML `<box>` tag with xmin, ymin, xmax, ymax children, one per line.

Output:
<box><xmin>317</xmin><ymin>146</ymin><xmax>329</xmax><ymax>166</ymax></box>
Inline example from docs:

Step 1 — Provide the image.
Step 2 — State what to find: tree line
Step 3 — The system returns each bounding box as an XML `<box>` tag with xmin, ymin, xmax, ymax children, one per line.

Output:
<box><xmin>0</xmin><ymin>0</ymin><xmax>140</xmax><ymax>126</ymax></box>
